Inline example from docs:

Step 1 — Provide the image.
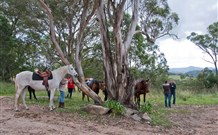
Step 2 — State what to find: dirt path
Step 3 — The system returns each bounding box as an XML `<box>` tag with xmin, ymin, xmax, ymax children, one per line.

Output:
<box><xmin>0</xmin><ymin>96</ymin><xmax>218</xmax><ymax>135</ymax></box>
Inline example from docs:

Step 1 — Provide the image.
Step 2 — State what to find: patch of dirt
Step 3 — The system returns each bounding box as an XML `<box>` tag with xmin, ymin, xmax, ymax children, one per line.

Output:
<box><xmin>0</xmin><ymin>96</ymin><xmax>217</xmax><ymax>135</ymax></box>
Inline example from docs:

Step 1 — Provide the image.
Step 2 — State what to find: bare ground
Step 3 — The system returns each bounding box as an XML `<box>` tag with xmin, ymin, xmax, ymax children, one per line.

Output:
<box><xmin>0</xmin><ymin>96</ymin><xmax>218</xmax><ymax>135</ymax></box>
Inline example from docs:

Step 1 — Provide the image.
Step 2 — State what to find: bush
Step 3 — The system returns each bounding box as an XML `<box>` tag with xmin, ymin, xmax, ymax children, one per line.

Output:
<box><xmin>139</xmin><ymin>101</ymin><xmax>153</xmax><ymax>113</ymax></box>
<box><xmin>104</xmin><ymin>100</ymin><xmax>125</xmax><ymax>115</ymax></box>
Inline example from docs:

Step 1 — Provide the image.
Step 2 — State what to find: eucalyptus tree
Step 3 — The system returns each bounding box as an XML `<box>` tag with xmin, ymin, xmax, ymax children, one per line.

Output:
<box><xmin>96</xmin><ymin>0</ymin><xmax>178</xmax><ymax>105</ymax></box>
<box><xmin>129</xmin><ymin>33</ymin><xmax>169</xmax><ymax>86</ymax></box>
<box><xmin>0</xmin><ymin>15</ymin><xmax>17</xmax><ymax>80</ymax></box>
<box><xmin>139</xmin><ymin>0</ymin><xmax>179</xmax><ymax>43</ymax></box>
<box><xmin>38</xmin><ymin>0</ymin><xmax>104</xmax><ymax>104</ymax></box>
<box><xmin>187</xmin><ymin>22</ymin><xmax>218</xmax><ymax>75</ymax></box>
<box><xmin>0</xmin><ymin>0</ymin><xmax>58</xmax><ymax>70</ymax></box>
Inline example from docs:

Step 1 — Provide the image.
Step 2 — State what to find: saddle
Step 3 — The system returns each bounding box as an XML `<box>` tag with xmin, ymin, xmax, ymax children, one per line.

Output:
<box><xmin>35</xmin><ymin>70</ymin><xmax>52</xmax><ymax>90</ymax></box>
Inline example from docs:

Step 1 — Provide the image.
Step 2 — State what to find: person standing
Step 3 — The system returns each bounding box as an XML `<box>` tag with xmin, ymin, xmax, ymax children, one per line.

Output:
<box><xmin>162</xmin><ymin>81</ymin><xmax>171</xmax><ymax>108</ymax></box>
<box><xmin>59</xmin><ymin>78</ymin><xmax>68</xmax><ymax>108</ymax></box>
<box><xmin>170</xmin><ymin>81</ymin><xmax>177</xmax><ymax>105</ymax></box>
<box><xmin>66</xmin><ymin>77</ymin><xmax>75</xmax><ymax>98</ymax></box>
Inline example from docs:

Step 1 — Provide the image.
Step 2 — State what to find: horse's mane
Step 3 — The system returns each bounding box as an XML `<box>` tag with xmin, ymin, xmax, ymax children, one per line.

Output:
<box><xmin>53</xmin><ymin>65</ymin><xmax>68</xmax><ymax>72</ymax></box>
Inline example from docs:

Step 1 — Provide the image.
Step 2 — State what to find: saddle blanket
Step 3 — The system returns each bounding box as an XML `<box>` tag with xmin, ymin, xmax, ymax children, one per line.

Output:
<box><xmin>32</xmin><ymin>72</ymin><xmax>53</xmax><ymax>80</ymax></box>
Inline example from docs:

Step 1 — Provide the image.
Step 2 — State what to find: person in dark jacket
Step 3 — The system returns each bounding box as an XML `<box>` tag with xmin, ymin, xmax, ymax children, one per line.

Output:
<box><xmin>170</xmin><ymin>81</ymin><xmax>177</xmax><ymax>105</ymax></box>
<box><xmin>162</xmin><ymin>80</ymin><xmax>171</xmax><ymax>108</ymax></box>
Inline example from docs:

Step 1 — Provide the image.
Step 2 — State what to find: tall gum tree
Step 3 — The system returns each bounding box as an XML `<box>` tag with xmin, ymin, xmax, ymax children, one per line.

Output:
<box><xmin>96</xmin><ymin>0</ymin><xmax>179</xmax><ymax>106</ymax></box>
<box><xmin>38</xmin><ymin>0</ymin><xmax>103</xmax><ymax>105</ymax></box>
<box><xmin>96</xmin><ymin>0</ymin><xmax>139</xmax><ymax>106</ymax></box>
<box><xmin>187</xmin><ymin>22</ymin><xmax>218</xmax><ymax>75</ymax></box>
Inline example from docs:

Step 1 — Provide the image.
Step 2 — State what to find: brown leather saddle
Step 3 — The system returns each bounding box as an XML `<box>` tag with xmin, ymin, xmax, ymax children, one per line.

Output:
<box><xmin>36</xmin><ymin>70</ymin><xmax>52</xmax><ymax>90</ymax></box>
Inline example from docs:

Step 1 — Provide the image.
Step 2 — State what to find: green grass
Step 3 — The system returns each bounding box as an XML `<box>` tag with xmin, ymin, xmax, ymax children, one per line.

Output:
<box><xmin>1</xmin><ymin>81</ymin><xmax>218</xmax><ymax>128</ymax></box>
<box><xmin>0</xmin><ymin>81</ymin><xmax>15</xmax><ymax>95</ymax></box>
<box><xmin>26</xmin><ymin>91</ymin><xmax>93</xmax><ymax>116</ymax></box>
<box><xmin>141</xmin><ymin>88</ymin><xmax>218</xmax><ymax>128</ymax></box>
<box><xmin>169</xmin><ymin>75</ymin><xmax>181</xmax><ymax>80</ymax></box>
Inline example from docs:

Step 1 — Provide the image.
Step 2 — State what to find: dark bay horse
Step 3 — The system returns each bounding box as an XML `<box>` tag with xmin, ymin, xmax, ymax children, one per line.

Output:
<box><xmin>82</xmin><ymin>80</ymin><xmax>107</xmax><ymax>101</ymax></box>
<box><xmin>28</xmin><ymin>86</ymin><xmax>37</xmax><ymax>100</ymax></box>
<box><xmin>134</xmin><ymin>79</ymin><xmax>150</xmax><ymax>108</ymax></box>
<box><xmin>28</xmin><ymin>86</ymin><xmax>50</xmax><ymax>100</ymax></box>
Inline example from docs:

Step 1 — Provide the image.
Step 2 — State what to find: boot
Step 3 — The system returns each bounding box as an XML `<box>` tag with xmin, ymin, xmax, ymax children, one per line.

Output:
<box><xmin>58</xmin><ymin>102</ymin><xmax>62</xmax><ymax>108</ymax></box>
<box><xmin>61</xmin><ymin>102</ymin><xmax>65</xmax><ymax>108</ymax></box>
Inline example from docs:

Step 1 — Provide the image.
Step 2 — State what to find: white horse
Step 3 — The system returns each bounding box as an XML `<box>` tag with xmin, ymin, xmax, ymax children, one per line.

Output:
<box><xmin>14</xmin><ymin>65</ymin><xmax>77</xmax><ymax>111</ymax></box>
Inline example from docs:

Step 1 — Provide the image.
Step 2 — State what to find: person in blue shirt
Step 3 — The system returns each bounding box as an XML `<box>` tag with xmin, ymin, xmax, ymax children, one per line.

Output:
<box><xmin>59</xmin><ymin>79</ymin><xmax>68</xmax><ymax>108</ymax></box>
<box><xmin>170</xmin><ymin>81</ymin><xmax>177</xmax><ymax>105</ymax></box>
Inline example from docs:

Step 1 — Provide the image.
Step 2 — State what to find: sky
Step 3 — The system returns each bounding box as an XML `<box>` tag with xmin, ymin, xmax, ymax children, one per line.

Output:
<box><xmin>158</xmin><ymin>0</ymin><xmax>218</xmax><ymax>68</ymax></box>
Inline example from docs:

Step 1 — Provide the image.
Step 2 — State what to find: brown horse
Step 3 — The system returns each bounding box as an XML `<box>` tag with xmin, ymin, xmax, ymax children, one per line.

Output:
<box><xmin>82</xmin><ymin>80</ymin><xmax>107</xmax><ymax>102</ymax></box>
<box><xmin>28</xmin><ymin>86</ymin><xmax>50</xmax><ymax>100</ymax></box>
<box><xmin>82</xmin><ymin>80</ymin><xmax>100</xmax><ymax>102</ymax></box>
<box><xmin>28</xmin><ymin>86</ymin><xmax>38</xmax><ymax>100</ymax></box>
<box><xmin>99</xmin><ymin>81</ymin><xmax>107</xmax><ymax>101</ymax></box>
<box><xmin>134</xmin><ymin>79</ymin><xmax>150</xmax><ymax>107</ymax></box>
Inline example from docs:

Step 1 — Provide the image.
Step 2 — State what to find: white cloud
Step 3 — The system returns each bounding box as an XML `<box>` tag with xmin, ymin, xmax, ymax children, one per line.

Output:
<box><xmin>168</xmin><ymin>0</ymin><xmax>217</xmax><ymax>39</ymax></box>
<box><xmin>158</xmin><ymin>38</ymin><xmax>213</xmax><ymax>68</ymax></box>
<box><xmin>157</xmin><ymin>0</ymin><xmax>217</xmax><ymax>68</ymax></box>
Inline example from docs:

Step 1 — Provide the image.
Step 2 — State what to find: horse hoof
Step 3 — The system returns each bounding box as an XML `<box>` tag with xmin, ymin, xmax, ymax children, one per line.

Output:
<box><xmin>15</xmin><ymin>109</ymin><xmax>20</xmax><ymax>112</ymax></box>
<box><xmin>50</xmin><ymin>107</ymin><xmax>55</xmax><ymax>111</ymax></box>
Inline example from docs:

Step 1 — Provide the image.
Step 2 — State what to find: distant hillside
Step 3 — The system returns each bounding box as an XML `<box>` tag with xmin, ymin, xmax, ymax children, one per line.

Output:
<box><xmin>169</xmin><ymin>66</ymin><xmax>204</xmax><ymax>74</ymax></box>
<box><xmin>185</xmin><ymin>70</ymin><xmax>201</xmax><ymax>77</ymax></box>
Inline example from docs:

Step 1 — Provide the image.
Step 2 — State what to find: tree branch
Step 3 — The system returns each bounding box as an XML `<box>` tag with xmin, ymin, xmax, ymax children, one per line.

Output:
<box><xmin>38</xmin><ymin>0</ymin><xmax>70</xmax><ymax>65</ymax></box>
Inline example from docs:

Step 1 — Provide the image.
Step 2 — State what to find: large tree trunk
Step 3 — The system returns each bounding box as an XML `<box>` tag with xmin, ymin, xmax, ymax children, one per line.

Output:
<box><xmin>96</xmin><ymin>0</ymin><xmax>117</xmax><ymax>100</ymax></box>
<box><xmin>96</xmin><ymin>0</ymin><xmax>138</xmax><ymax>107</ymax></box>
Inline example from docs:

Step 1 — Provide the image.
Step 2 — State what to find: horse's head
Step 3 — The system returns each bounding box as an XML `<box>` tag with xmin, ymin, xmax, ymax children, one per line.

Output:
<box><xmin>142</xmin><ymin>79</ymin><xmax>150</xmax><ymax>93</ymax></box>
<box><xmin>67</xmin><ymin>65</ymin><xmax>78</xmax><ymax>77</ymax></box>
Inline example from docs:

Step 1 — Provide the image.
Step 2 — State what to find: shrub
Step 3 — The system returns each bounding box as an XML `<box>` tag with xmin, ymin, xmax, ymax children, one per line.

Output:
<box><xmin>104</xmin><ymin>100</ymin><xmax>125</xmax><ymax>115</ymax></box>
<box><xmin>139</xmin><ymin>101</ymin><xmax>153</xmax><ymax>113</ymax></box>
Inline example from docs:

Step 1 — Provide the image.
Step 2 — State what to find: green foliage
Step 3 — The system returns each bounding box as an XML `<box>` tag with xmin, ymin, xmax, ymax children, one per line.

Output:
<box><xmin>82</xmin><ymin>57</ymin><xmax>104</xmax><ymax>80</ymax></box>
<box><xmin>139</xmin><ymin>101</ymin><xmax>153</xmax><ymax>114</ymax></box>
<box><xmin>187</xmin><ymin>22</ymin><xmax>218</xmax><ymax>74</ymax></box>
<box><xmin>177</xmin><ymin>90</ymin><xmax>192</xmax><ymax>102</ymax></box>
<box><xmin>104</xmin><ymin>100</ymin><xmax>125</xmax><ymax>115</ymax></box>
<box><xmin>0</xmin><ymin>15</ymin><xmax>20</xmax><ymax>80</ymax></box>
<box><xmin>0</xmin><ymin>81</ymin><xmax>15</xmax><ymax>95</ymax></box>
<box><xmin>139</xmin><ymin>0</ymin><xmax>179</xmax><ymax>43</ymax></box>
<box><xmin>197</xmin><ymin>68</ymin><xmax>218</xmax><ymax>89</ymax></box>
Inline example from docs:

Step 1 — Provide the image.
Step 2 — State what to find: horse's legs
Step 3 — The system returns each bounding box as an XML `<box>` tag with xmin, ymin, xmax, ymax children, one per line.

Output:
<box><xmin>28</xmin><ymin>87</ymin><xmax>32</xmax><ymax>99</ymax></box>
<box><xmin>87</xmin><ymin>95</ymin><xmax>90</xmax><ymax>102</ymax></box>
<box><xmin>144</xmin><ymin>93</ymin><xmax>146</xmax><ymax>103</ymax></box>
<box><xmin>103</xmin><ymin>89</ymin><xmax>108</xmax><ymax>101</ymax></box>
<box><xmin>82</xmin><ymin>92</ymin><xmax>85</xmax><ymax>101</ymax></box>
<box><xmin>21</xmin><ymin>87</ymin><xmax>29</xmax><ymax>110</ymax></box>
<box><xmin>15</xmin><ymin>85</ymin><xmax>25</xmax><ymax>111</ymax></box>
<box><xmin>49</xmin><ymin>89</ymin><xmax>55</xmax><ymax>111</ymax></box>
<box><xmin>47</xmin><ymin>91</ymin><xmax>50</xmax><ymax>99</ymax></box>
<box><xmin>33</xmin><ymin>89</ymin><xmax>37</xmax><ymax>100</ymax></box>
<box><xmin>137</xmin><ymin>96</ymin><xmax>140</xmax><ymax>108</ymax></box>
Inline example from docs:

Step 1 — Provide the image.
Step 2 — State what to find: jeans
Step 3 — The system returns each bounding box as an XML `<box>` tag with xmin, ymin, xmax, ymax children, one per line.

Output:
<box><xmin>59</xmin><ymin>91</ymin><xmax>65</xmax><ymax>103</ymax></box>
<box><xmin>171</xmin><ymin>92</ymin><xmax>176</xmax><ymax>104</ymax></box>
<box><xmin>67</xmin><ymin>88</ymin><xmax>74</xmax><ymax>98</ymax></box>
<box><xmin>164</xmin><ymin>93</ymin><xmax>171</xmax><ymax>107</ymax></box>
